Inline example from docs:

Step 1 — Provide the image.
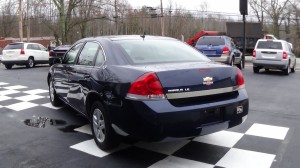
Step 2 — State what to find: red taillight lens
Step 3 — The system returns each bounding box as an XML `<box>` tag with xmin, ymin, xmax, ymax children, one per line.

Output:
<box><xmin>20</xmin><ymin>49</ymin><xmax>25</xmax><ymax>55</ymax></box>
<box><xmin>252</xmin><ymin>50</ymin><xmax>256</xmax><ymax>58</ymax></box>
<box><xmin>222</xmin><ymin>46</ymin><xmax>229</xmax><ymax>55</ymax></box>
<box><xmin>283</xmin><ymin>51</ymin><xmax>287</xmax><ymax>59</ymax></box>
<box><xmin>127</xmin><ymin>72</ymin><xmax>165</xmax><ymax>99</ymax></box>
<box><xmin>49</xmin><ymin>51</ymin><xmax>54</xmax><ymax>57</ymax></box>
<box><xmin>237</xmin><ymin>68</ymin><xmax>245</xmax><ymax>88</ymax></box>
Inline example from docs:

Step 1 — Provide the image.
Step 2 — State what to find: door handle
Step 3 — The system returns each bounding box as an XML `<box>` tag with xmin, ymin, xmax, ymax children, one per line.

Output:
<box><xmin>84</xmin><ymin>74</ymin><xmax>90</xmax><ymax>78</ymax></box>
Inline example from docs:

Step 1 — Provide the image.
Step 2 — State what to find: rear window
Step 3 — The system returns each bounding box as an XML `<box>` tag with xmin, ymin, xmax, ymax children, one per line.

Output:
<box><xmin>197</xmin><ymin>37</ymin><xmax>225</xmax><ymax>46</ymax></box>
<box><xmin>4</xmin><ymin>43</ymin><xmax>24</xmax><ymax>50</ymax></box>
<box><xmin>116</xmin><ymin>39</ymin><xmax>210</xmax><ymax>64</ymax></box>
<box><xmin>257</xmin><ymin>41</ymin><xmax>283</xmax><ymax>50</ymax></box>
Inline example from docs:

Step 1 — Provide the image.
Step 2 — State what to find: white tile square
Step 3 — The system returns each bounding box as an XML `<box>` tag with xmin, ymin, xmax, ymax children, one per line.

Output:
<box><xmin>15</xmin><ymin>95</ymin><xmax>44</xmax><ymax>101</ymax></box>
<box><xmin>5</xmin><ymin>102</ymin><xmax>38</xmax><ymax>111</ymax></box>
<box><xmin>216</xmin><ymin>148</ymin><xmax>276</xmax><ymax>168</ymax></box>
<box><xmin>3</xmin><ymin>85</ymin><xmax>27</xmax><ymax>90</ymax></box>
<box><xmin>245</xmin><ymin>123</ymin><xmax>289</xmax><ymax>140</ymax></box>
<box><xmin>193</xmin><ymin>131</ymin><xmax>244</xmax><ymax>148</ymax></box>
<box><xmin>0</xmin><ymin>90</ymin><xmax>20</xmax><ymax>96</ymax></box>
<box><xmin>70</xmin><ymin>139</ymin><xmax>129</xmax><ymax>158</ymax></box>
<box><xmin>135</xmin><ymin>140</ymin><xmax>190</xmax><ymax>155</ymax></box>
<box><xmin>23</xmin><ymin>89</ymin><xmax>49</xmax><ymax>95</ymax></box>
<box><xmin>74</xmin><ymin>124</ymin><xmax>92</xmax><ymax>135</ymax></box>
<box><xmin>0</xmin><ymin>95</ymin><xmax>12</xmax><ymax>101</ymax></box>
<box><xmin>41</xmin><ymin>103</ymin><xmax>62</xmax><ymax>110</ymax></box>
<box><xmin>148</xmin><ymin>156</ymin><xmax>214</xmax><ymax>168</ymax></box>
<box><xmin>0</xmin><ymin>82</ymin><xmax>9</xmax><ymax>86</ymax></box>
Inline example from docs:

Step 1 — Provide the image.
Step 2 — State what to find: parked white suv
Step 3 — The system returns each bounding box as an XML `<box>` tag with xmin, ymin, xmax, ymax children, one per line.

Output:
<box><xmin>253</xmin><ymin>39</ymin><xmax>296</xmax><ymax>75</ymax></box>
<box><xmin>2</xmin><ymin>42</ymin><xmax>49</xmax><ymax>69</ymax></box>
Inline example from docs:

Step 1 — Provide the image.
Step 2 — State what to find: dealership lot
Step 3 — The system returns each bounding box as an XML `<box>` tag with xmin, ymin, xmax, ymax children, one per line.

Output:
<box><xmin>1</xmin><ymin>61</ymin><xmax>300</xmax><ymax>168</ymax></box>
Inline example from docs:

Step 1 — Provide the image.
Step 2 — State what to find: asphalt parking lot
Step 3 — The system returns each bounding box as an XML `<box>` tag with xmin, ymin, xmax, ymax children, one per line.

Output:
<box><xmin>1</xmin><ymin>59</ymin><xmax>300</xmax><ymax>168</ymax></box>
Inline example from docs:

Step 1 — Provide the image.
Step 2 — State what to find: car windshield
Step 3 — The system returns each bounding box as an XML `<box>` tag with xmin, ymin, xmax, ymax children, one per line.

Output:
<box><xmin>4</xmin><ymin>43</ymin><xmax>24</xmax><ymax>50</ymax></box>
<box><xmin>115</xmin><ymin>39</ymin><xmax>210</xmax><ymax>64</ymax></box>
<box><xmin>257</xmin><ymin>41</ymin><xmax>283</xmax><ymax>50</ymax></box>
<box><xmin>197</xmin><ymin>37</ymin><xmax>225</xmax><ymax>46</ymax></box>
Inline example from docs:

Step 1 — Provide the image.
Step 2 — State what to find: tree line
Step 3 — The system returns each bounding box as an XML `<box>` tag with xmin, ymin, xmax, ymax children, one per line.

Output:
<box><xmin>1</xmin><ymin>0</ymin><xmax>300</xmax><ymax>54</ymax></box>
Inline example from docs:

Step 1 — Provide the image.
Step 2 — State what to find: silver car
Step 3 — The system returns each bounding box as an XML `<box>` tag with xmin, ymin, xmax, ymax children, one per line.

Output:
<box><xmin>252</xmin><ymin>39</ymin><xmax>296</xmax><ymax>75</ymax></box>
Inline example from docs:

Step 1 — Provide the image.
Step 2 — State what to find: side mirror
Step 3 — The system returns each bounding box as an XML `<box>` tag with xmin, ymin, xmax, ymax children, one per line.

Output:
<box><xmin>53</xmin><ymin>58</ymin><xmax>62</xmax><ymax>64</ymax></box>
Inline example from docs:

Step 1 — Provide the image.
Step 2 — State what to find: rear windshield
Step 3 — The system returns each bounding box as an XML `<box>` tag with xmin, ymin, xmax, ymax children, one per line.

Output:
<box><xmin>196</xmin><ymin>37</ymin><xmax>225</xmax><ymax>46</ymax></box>
<box><xmin>257</xmin><ymin>41</ymin><xmax>283</xmax><ymax>50</ymax></box>
<box><xmin>4</xmin><ymin>43</ymin><xmax>24</xmax><ymax>50</ymax></box>
<box><xmin>115</xmin><ymin>39</ymin><xmax>210</xmax><ymax>64</ymax></box>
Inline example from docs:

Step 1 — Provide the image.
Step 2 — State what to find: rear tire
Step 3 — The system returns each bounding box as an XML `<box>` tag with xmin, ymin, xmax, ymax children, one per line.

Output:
<box><xmin>49</xmin><ymin>76</ymin><xmax>62</xmax><ymax>106</ymax></box>
<box><xmin>26</xmin><ymin>57</ymin><xmax>35</xmax><ymax>68</ymax></box>
<box><xmin>283</xmin><ymin>62</ymin><xmax>290</xmax><ymax>76</ymax></box>
<box><xmin>5</xmin><ymin>64</ymin><xmax>13</xmax><ymax>69</ymax></box>
<box><xmin>237</xmin><ymin>60</ymin><xmax>243</xmax><ymax>70</ymax></box>
<box><xmin>91</xmin><ymin>101</ymin><xmax>119</xmax><ymax>150</ymax></box>
<box><xmin>253</xmin><ymin>67</ymin><xmax>259</xmax><ymax>73</ymax></box>
<box><xmin>291</xmin><ymin>60</ymin><xmax>296</xmax><ymax>73</ymax></box>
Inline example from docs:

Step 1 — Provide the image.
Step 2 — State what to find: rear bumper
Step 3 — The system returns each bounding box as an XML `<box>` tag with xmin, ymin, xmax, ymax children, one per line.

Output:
<box><xmin>108</xmin><ymin>89</ymin><xmax>249</xmax><ymax>141</ymax></box>
<box><xmin>209</xmin><ymin>55</ymin><xmax>230</xmax><ymax>64</ymax></box>
<box><xmin>1</xmin><ymin>60</ymin><xmax>28</xmax><ymax>65</ymax></box>
<box><xmin>253</xmin><ymin>59</ymin><xmax>288</xmax><ymax>69</ymax></box>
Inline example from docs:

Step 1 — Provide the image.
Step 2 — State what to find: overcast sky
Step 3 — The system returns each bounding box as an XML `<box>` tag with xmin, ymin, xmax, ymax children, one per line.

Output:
<box><xmin>126</xmin><ymin>0</ymin><xmax>241</xmax><ymax>14</ymax></box>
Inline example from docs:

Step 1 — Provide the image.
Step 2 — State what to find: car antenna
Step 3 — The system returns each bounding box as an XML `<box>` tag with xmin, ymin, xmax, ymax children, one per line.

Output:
<box><xmin>140</xmin><ymin>32</ymin><xmax>146</xmax><ymax>40</ymax></box>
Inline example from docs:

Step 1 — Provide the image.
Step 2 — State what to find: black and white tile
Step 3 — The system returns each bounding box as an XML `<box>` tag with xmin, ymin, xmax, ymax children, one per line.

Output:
<box><xmin>71</xmin><ymin>123</ymin><xmax>289</xmax><ymax>168</ymax></box>
<box><xmin>0</xmin><ymin>82</ymin><xmax>60</xmax><ymax>111</ymax></box>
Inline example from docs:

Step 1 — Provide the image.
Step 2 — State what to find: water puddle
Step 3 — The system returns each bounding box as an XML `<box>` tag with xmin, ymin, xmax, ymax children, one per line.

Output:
<box><xmin>24</xmin><ymin>117</ymin><xmax>66</xmax><ymax>128</ymax></box>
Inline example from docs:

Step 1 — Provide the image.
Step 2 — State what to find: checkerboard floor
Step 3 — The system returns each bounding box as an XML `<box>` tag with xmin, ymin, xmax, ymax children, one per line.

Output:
<box><xmin>0</xmin><ymin>82</ymin><xmax>290</xmax><ymax>168</ymax></box>
<box><xmin>72</xmin><ymin>123</ymin><xmax>289</xmax><ymax>168</ymax></box>
<box><xmin>0</xmin><ymin>82</ymin><xmax>60</xmax><ymax>111</ymax></box>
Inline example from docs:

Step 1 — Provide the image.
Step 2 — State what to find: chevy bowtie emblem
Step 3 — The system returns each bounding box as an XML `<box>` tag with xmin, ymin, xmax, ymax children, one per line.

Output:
<box><xmin>203</xmin><ymin>77</ymin><xmax>213</xmax><ymax>86</ymax></box>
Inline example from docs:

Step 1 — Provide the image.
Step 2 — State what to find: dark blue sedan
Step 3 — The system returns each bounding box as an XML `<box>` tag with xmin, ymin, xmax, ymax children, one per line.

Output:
<box><xmin>47</xmin><ymin>35</ymin><xmax>249</xmax><ymax>150</ymax></box>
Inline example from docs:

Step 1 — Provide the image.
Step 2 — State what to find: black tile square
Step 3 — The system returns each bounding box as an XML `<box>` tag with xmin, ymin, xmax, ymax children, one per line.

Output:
<box><xmin>31</xmin><ymin>98</ymin><xmax>51</xmax><ymax>105</ymax></box>
<box><xmin>101</xmin><ymin>146</ymin><xmax>167</xmax><ymax>168</ymax></box>
<box><xmin>173</xmin><ymin>141</ymin><xmax>230</xmax><ymax>165</ymax></box>
<box><xmin>8</xmin><ymin>93</ymin><xmax>31</xmax><ymax>98</ymax></box>
<box><xmin>38</xmin><ymin>92</ymin><xmax>50</xmax><ymax>97</ymax></box>
<box><xmin>233</xmin><ymin>134</ymin><xmax>282</xmax><ymax>155</ymax></box>
<box><xmin>228</xmin><ymin>121</ymin><xmax>253</xmax><ymax>133</ymax></box>
<box><xmin>0</xmin><ymin>99</ymin><xmax>22</xmax><ymax>106</ymax></box>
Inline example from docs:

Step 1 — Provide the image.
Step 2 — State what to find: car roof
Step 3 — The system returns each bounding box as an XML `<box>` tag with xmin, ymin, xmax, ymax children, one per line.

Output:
<box><xmin>77</xmin><ymin>35</ymin><xmax>177</xmax><ymax>43</ymax></box>
<box><xmin>257</xmin><ymin>39</ymin><xmax>287</xmax><ymax>43</ymax></box>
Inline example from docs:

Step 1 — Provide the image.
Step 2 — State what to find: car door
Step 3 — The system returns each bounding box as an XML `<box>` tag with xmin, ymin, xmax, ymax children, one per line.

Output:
<box><xmin>53</xmin><ymin>43</ymin><xmax>84</xmax><ymax>101</ymax></box>
<box><xmin>68</xmin><ymin>41</ymin><xmax>101</xmax><ymax>112</ymax></box>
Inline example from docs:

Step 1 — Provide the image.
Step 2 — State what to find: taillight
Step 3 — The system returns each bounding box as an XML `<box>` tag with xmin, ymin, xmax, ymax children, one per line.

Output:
<box><xmin>49</xmin><ymin>51</ymin><xmax>54</xmax><ymax>57</ymax></box>
<box><xmin>127</xmin><ymin>72</ymin><xmax>166</xmax><ymax>100</ymax></box>
<box><xmin>20</xmin><ymin>49</ymin><xmax>25</xmax><ymax>55</ymax></box>
<box><xmin>252</xmin><ymin>50</ymin><xmax>256</xmax><ymax>58</ymax></box>
<box><xmin>237</xmin><ymin>68</ymin><xmax>245</xmax><ymax>89</ymax></box>
<box><xmin>222</xmin><ymin>46</ymin><xmax>229</xmax><ymax>55</ymax></box>
<box><xmin>283</xmin><ymin>51</ymin><xmax>287</xmax><ymax>59</ymax></box>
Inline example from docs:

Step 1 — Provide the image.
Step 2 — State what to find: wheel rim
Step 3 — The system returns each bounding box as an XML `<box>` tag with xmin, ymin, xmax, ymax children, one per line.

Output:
<box><xmin>29</xmin><ymin>58</ymin><xmax>34</xmax><ymax>67</ymax></box>
<box><xmin>49</xmin><ymin>79</ymin><xmax>55</xmax><ymax>102</ymax></box>
<box><xmin>93</xmin><ymin>108</ymin><xmax>106</xmax><ymax>143</ymax></box>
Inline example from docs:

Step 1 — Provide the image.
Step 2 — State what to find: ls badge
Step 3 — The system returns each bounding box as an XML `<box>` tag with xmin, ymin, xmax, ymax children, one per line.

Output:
<box><xmin>203</xmin><ymin>77</ymin><xmax>213</xmax><ymax>86</ymax></box>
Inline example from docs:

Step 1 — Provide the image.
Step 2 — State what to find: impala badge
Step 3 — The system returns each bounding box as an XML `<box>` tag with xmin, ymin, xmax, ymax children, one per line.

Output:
<box><xmin>203</xmin><ymin>77</ymin><xmax>213</xmax><ymax>86</ymax></box>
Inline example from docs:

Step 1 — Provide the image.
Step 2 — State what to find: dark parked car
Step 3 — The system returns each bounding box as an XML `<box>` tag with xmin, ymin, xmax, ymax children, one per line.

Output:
<box><xmin>195</xmin><ymin>36</ymin><xmax>243</xmax><ymax>69</ymax></box>
<box><xmin>49</xmin><ymin>45</ymin><xmax>71</xmax><ymax>66</ymax></box>
<box><xmin>47</xmin><ymin>35</ymin><xmax>249</xmax><ymax>150</ymax></box>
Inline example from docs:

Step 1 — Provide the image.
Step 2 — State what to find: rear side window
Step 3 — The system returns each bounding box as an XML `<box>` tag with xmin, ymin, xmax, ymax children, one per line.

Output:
<box><xmin>4</xmin><ymin>43</ymin><xmax>24</xmax><ymax>50</ymax></box>
<box><xmin>197</xmin><ymin>37</ymin><xmax>225</xmax><ymax>46</ymax></box>
<box><xmin>257</xmin><ymin>41</ymin><xmax>283</xmax><ymax>50</ymax></box>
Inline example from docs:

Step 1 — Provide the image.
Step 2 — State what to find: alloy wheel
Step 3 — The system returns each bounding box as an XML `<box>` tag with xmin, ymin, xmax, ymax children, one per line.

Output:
<box><xmin>93</xmin><ymin>108</ymin><xmax>106</xmax><ymax>143</ymax></box>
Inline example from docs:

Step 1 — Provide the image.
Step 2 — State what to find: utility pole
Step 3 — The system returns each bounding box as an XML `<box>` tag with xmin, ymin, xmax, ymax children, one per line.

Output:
<box><xmin>114</xmin><ymin>0</ymin><xmax>118</xmax><ymax>35</ymax></box>
<box><xmin>26</xmin><ymin>0</ymin><xmax>30</xmax><ymax>42</ymax></box>
<box><xmin>19</xmin><ymin>0</ymin><xmax>23</xmax><ymax>42</ymax></box>
<box><xmin>160</xmin><ymin>0</ymin><xmax>164</xmax><ymax>36</ymax></box>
